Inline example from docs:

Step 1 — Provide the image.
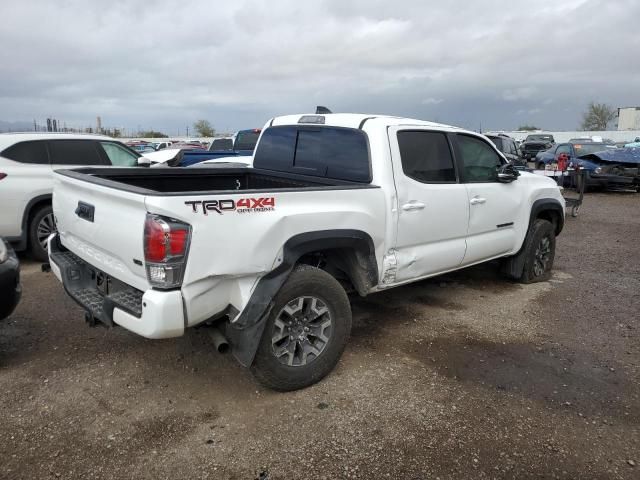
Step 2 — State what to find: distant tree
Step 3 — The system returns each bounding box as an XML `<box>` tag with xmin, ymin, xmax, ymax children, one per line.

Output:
<box><xmin>517</xmin><ymin>125</ymin><xmax>540</xmax><ymax>131</ymax></box>
<box><xmin>580</xmin><ymin>102</ymin><xmax>616</xmax><ymax>131</ymax></box>
<box><xmin>138</xmin><ymin>130</ymin><xmax>168</xmax><ymax>138</ymax></box>
<box><xmin>193</xmin><ymin>119</ymin><xmax>216</xmax><ymax>137</ymax></box>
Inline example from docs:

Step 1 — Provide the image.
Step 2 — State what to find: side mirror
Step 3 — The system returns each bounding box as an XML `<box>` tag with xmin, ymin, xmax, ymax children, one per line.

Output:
<box><xmin>137</xmin><ymin>156</ymin><xmax>152</xmax><ymax>167</ymax></box>
<box><xmin>497</xmin><ymin>164</ymin><xmax>520</xmax><ymax>183</ymax></box>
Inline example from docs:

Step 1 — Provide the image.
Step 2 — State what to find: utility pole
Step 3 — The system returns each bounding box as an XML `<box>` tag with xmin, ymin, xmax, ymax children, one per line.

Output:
<box><xmin>186</xmin><ymin>126</ymin><xmax>189</xmax><ymax>138</ymax></box>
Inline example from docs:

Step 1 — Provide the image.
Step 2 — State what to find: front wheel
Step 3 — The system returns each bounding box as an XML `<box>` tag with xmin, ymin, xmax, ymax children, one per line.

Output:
<box><xmin>28</xmin><ymin>205</ymin><xmax>55</xmax><ymax>262</ymax></box>
<box><xmin>251</xmin><ymin>265</ymin><xmax>352</xmax><ymax>391</ymax></box>
<box><xmin>517</xmin><ymin>219</ymin><xmax>556</xmax><ymax>283</ymax></box>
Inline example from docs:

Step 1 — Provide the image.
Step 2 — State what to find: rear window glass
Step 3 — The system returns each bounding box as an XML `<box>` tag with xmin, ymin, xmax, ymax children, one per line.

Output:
<box><xmin>234</xmin><ymin>131</ymin><xmax>260</xmax><ymax>151</ymax></box>
<box><xmin>1</xmin><ymin>141</ymin><xmax>49</xmax><ymax>164</ymax></box>
<box><xmin>209</xmin><ymin>138</ymin><xmax>234</xmax><ymax>151</ymax></box>
<box><xmin>253</xmin><ymin>126</ymin><xmax>371</xmax><ymax>183</ymax></box>
<box><xmin>49</xmin><ymin>140</ymin><xmax>108</xmax><ymax>166</ymax></box>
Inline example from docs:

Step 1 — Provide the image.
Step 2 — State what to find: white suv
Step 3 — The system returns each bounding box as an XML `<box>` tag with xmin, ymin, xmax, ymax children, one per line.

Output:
<box><xmin>0</xmin><ymin>133</ymin><xmax>146</xmax><ymax>261</ymax></box>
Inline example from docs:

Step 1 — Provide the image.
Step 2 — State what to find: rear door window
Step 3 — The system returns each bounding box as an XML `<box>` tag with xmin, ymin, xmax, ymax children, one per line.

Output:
<box><xmin>254</xmin><ymin>126</ymin><xmax>371</xmax><ymax>182</ymax></box>
<box><xmin>1</xmin><ymin>141</ymin><xmax>49</xmax><ymax>164</ymax></box>
<box><xmin>454</xmin><ymin>134</ymin><xmax>504</xmax><ymax>183</ymax></box>
<box><xmin>49</xmin><ymin>140</ymin><xmax>109</xmax><ymax>166</ymax></box>
<box><xmin>397</xmin><ymin>131</ymin><xmax>456</xmax><ymax>183</ymax></box>
<box><xmin>99</xmin><ymin>141</ymin><xmax>139</xmax><ymax>166</ymax></box>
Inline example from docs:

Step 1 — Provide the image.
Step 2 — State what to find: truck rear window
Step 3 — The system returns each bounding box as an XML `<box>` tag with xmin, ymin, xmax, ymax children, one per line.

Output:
<box><xmin>253</xmin><ymin>126</ymin><xmax>371</xmax><ymax>183</ymax></box>
<box><xmin>234</xmin><ymin>131</ymin><xmax>260</xmax><ymax>151</ymax></box>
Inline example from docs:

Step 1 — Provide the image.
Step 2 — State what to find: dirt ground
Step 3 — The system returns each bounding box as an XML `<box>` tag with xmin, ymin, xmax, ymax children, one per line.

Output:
<box><xmin>1</xmin><ymin>192</ymin><xmax>639</xmax><ymax>479</ymax></box>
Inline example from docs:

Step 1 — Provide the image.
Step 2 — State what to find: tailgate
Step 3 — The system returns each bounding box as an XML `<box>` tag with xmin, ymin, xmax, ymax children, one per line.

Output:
<box><xmin>52</xmin><ymin>171</ymin><xmax>150</xmax><ymax>291</ymax></box>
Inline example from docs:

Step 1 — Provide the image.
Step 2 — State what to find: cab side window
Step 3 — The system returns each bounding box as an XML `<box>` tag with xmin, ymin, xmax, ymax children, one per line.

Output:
<box><xmin>397</xmin><ymin>131</ymin><xmax>456</xmax><ymax>183</ymax></box>
<box><xmin>555</xmin><ymin>144</ymin><xmax>571</xmax><ymax>156</ymax></box>
<box><xmin>454</xmin><ymin>134</ymin><xmax>504</xmax><ymax>182</ymax></box>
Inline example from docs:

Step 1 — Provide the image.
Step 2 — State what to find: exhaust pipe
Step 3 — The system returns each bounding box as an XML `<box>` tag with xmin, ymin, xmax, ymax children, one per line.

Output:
<box><xmin>208</xmin><ymin>327</ymin><xmax>229</xmax><ymax>354</ymax></box>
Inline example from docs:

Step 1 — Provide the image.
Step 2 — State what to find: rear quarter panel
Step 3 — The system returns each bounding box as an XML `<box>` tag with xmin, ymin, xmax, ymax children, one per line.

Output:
<box><xmin>145</xmin><ymin>187</ymin><xmax>387</xmax><ymax>326</ymax></box>
<box><xmin>0</xmin><ymin>157</ymin><xmax>53</xmax><ymax>238</ymax></box>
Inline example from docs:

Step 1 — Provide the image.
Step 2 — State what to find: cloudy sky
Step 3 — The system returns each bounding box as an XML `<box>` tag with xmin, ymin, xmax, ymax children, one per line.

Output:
<box><xmin>1</xmin><ymin>0</ymin><xmax>639</xmax><ymax>134</ymax></box>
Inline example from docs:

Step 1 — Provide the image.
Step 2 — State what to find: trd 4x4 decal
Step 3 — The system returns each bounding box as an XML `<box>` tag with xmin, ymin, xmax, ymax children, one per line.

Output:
<box><xmin>185</xmin><ymin>197</ymin><xmax>276</xmax><ymax>215</ymax></box>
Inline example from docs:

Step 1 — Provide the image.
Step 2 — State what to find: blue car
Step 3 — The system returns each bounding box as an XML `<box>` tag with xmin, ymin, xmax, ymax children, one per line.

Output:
<box><xmin>535</xmin><ymin>142</ymin><xmax>640</xmax><ymax>191</ymax></box>
<box><xmin>177</xmin><ymin>129</ymin><xmax>261</xmax><ymax>167</ymax></box>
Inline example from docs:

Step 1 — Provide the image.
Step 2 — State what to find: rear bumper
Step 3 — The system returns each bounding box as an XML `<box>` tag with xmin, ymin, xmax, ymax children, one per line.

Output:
<box><xmin>588</xmin><ymin>172</ymin><xmax>639</xmax><ymax>189</ymax></box>
<box><xmin>48</xmin><ymin>235</ymin><xmax>184</xmax><ymax>339</ymax></box>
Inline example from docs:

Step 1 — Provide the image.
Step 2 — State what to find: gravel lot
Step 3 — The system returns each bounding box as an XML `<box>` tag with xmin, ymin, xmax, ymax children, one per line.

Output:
<box><xmin>1</xmin><ymin>192</ymin><xmax>638</xmax><ymax>479</ymax></box>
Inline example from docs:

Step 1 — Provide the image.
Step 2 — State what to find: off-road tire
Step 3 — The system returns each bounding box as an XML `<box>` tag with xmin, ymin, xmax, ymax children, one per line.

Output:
<box><xmin>251</xmin><ymin>265</ymin><xmax>352</xmax><ymax>391</ymax></box>
<box><xmin>517</xmin><ymin>219</ymin><xmax>556</xmax><ymax>284</ymax></box>
<box><xmin>28</xmin><ymin>205</ymin><xmax>55</xmax><ymax>262</ymax></box>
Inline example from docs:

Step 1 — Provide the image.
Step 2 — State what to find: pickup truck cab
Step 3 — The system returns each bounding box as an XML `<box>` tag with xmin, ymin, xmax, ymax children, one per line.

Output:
<box><xmin>48</xmin><ymin>113</ymin><xmax>565</xmax><ymax>391</ymax></box>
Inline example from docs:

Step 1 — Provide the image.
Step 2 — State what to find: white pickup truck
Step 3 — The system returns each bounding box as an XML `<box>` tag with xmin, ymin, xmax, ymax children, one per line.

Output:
<box><xmin>48</xmin><ymin>113</ymin><xmax>565</xmax><ymax>391</ymax></box>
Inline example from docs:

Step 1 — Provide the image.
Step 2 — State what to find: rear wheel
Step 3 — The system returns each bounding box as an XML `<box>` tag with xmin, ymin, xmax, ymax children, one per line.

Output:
<box><xmin>28</xmin><ymin>205</ymin><xmax>55</xmax><ymax>262</ymax></box>
<box><xmin>251</xmin><ymin>265</ymin><xmax>352</xmax><ymax>391</ymax></box>
<box><xmin>517</xmin><ymin>219</ymin><xmax>556</xmax><ymax>283</ymax></box>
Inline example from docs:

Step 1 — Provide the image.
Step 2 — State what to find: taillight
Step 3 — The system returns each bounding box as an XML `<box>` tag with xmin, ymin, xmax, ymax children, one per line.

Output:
<box><xmin>143</xmin><ymin>214</ymin><xmax>191</xmax><ymax>289</ymax></box>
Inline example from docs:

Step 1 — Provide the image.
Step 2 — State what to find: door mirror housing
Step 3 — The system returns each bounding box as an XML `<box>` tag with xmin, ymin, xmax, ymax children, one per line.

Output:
<box><xmin>137</xmin><ymin>156</ymin><xmax>152</xmax><ymax>167</ymax></box>
<box><xmin>497</xmin><ymin>164</ymin><xmax>520</xmax><ymax>183</ymax></box>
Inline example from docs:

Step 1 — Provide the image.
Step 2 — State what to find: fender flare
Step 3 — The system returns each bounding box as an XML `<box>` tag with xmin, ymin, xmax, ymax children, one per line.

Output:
<box><xmin>225</xmin><ymin>229</ymin><xmax>377</xmax><ymax>367</ymax></box>
<box><xmin>529</xmin><ymin>198</ymin><xmax>564</xmax><ymax>235</ymax></box>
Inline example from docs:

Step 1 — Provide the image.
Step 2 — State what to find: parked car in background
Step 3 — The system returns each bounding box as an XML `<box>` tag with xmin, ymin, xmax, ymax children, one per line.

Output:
<box><xmin>0</xmin><ymin>238</ymin><xmax>21</xmax><ymax>321</ymax></box>
<box><xmin>485</xmin><ymin>134</ymin><xmax>524</xmax><ymax>166</ymax></box>
<box><xmin>0</xmin><ymin>133</ymin><xmax>147</xmax><ymax>260</ymax></box>
<box><xmin>129</xmin><ymin>144</ymin><xmax>156</xmax><ymax>153</ymax></box>
<box><xmin>148</xmin><ymin>129</ymin><xmax>262</xmax><ymax>167</ymax></box>
<box><xmin>535</xmin><ymin>142</ymin><xmax>639</xmax><ymax>191</ymax></box>
<box><xmin>625</xmin><ymin>139</ymin><xmax>640</xmax><ymax>148</ymax></box>
<box><xmin>152</xmin><ymin>141</ymin><xmax>172</xmax><ymax>150</ymax></box>
<box><xmin>521</xmin><ymin>134</ymin><xmax>555</xmax><ymax>161</ymax></box>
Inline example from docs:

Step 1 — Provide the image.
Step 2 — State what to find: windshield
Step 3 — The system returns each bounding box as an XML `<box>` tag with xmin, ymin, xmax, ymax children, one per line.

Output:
<box><xmin>573</xmin><ymin>143</ymin><xmax>611</xmax><ymax>156</ymax></box>
<box><xmin>526</xmin><ymin>135</ymin><xmax>553</xmax><ymax>142</ymax></box>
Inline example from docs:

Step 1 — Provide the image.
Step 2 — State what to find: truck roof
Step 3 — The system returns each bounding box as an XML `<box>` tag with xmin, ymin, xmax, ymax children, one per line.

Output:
<box><xmin>271</xmin><ymin>113</ymin><xmax>464</xmax><ymax>131</ymax></box>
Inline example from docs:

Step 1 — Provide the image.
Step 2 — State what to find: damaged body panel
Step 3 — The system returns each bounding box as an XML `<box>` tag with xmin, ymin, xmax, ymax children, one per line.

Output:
<box><xmin>578</xmin><ymin>148</ymin><xmax>640</xmax><ymax>190</ymax></box>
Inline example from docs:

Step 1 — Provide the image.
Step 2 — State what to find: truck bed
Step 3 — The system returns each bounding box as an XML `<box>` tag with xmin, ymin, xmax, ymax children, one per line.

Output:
<box><xmin>55</xmin><ymin>167</ymin><xmax>375</xmax><ymax>195</ymax></box>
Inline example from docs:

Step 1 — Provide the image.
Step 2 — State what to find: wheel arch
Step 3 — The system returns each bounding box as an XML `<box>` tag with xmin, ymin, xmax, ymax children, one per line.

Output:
<box><xmin>225</xmin><ymin>229</ymin><xmax>377</xmax><ymax>367</ymax></box>
<box><xmin>7</xmin><ymin>194</ymin><xmax>52</xmax><ymax>251</ymax></box>
<box><xmin>530</xmin><ymin>199</ymin><xmax>564</xmax><ymax>235</ymax></box>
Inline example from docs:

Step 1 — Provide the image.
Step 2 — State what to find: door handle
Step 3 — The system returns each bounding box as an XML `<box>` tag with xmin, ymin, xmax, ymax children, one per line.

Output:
<box><xmin>470</xmin><ymin>197</ymin><xmax>486</xmax><ymax>205</ymax></box>
<box><xmin>402</xmin><ymin>202</ymin><xmax>426</xmax><ymax>211</ymax></box>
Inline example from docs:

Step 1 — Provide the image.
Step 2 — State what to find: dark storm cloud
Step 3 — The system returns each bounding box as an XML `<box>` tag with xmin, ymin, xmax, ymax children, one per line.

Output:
<box><xmin>1</xmin><ymin>0</ymin><xmax>638</xmax><ymax>133</ymax></box>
